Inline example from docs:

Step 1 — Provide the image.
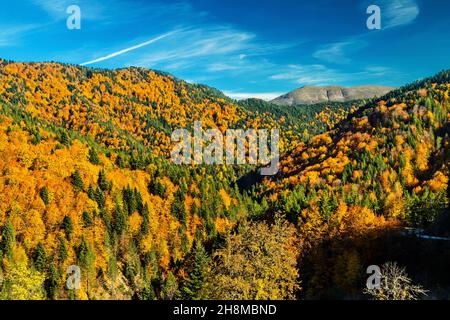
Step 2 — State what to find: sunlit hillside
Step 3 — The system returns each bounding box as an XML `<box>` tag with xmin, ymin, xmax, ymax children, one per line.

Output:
<box><xmin>0</xmin><ymin>60</ymin><xmax>448</xmax><ymax>300</ymax></box>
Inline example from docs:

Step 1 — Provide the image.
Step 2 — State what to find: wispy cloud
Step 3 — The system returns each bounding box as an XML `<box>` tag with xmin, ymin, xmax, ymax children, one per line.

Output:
<box><xmin>31</xmin><ymin>0</ymin><xmax>103</xmax><ymax>20</ymax></box>
<box><xmin>207</xmin><ymin>63</ymin><xmax>240</xmax><ymax>72</ymax></box>
<box><xmin>80</xmin><ymin>31</ymin><xmax>179</xmax><ymax>66</ymax></box>
<box><xmin>0</xmin><ymin>24</ymin><xmax>38</xmax><ymax>47</ymax></box>
<box><xmin>270</xmin><ymin>64</ymin><xmax>341</xmax><ymax>84</ymax></box>
<box><xmin>270</xmin><ymin>64</ymin><xmax>397</xmax><ymax>86</ymax></box>
<box><xmin>31</xmin><ymin>0</ymin><xmax>69</xmax><ymax>17</ymax></box>
<box><xmin>313</xmin><ymin>41</ymin><xmax>367</xmax><ymax>64</ymax></box>
<box><xmin>382</xmin><ymin>0</ymin><xmax>420</xmax><ymax>29</ymax></box>
<box><xmin>313</xmin><ymin>0</ymin><xmax>420</xmax><ymax>64</ymax></box>
<box><xmin>129</xmin><ymin>25</ymin><xmax>298</xmax><ymax>82</ymax></box>
<box><xmin>223</xmin><ymin>91</ymin><xmax>284</xmax><ymax>101</ymax></box>
<box><xmin>133</xmin><ymin>27</ymin><xmax>256</xmax><ymax>67</ymax></box>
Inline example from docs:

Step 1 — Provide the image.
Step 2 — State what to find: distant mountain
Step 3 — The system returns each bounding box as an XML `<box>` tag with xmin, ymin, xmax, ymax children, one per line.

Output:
<box><xmin>271</xmin><ymin>85</ymin><xmax>395</xmax><ymax>106</ymax></box>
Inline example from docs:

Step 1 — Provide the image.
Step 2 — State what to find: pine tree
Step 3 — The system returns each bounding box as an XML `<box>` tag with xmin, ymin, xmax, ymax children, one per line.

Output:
<box><xmin>113</xmin><ymin>204</ymin><xmax>126</xmax><ymax>236</ymax></box>
<box><xmin>88</xmin><ymin>148</ymin><xmax>100</xmax><ymax>165</ymax></box>
<box><xmin>0</xmin><ymin>221</ymin><xmax>15</xmax><ymax>260</ymax></box>
<box><xmin>60</xmin><ymin>131</ymin><xmax>70</xmax><ymax>146</ymax></box>
<box><xmin>33</xmin><ymin>242</ymin><xmax>47</xmax><ymax>273</ymax></box>
<box><xmin>149</xmin><ymin>178</ymin><xmax>166</xmax><ymax>198</ymax></box>
<box><xmin>122</xmin><ymin>186</ymin><xmax>136</xmax><ymax>215</ymax></box>
<box><xmin>87</xmin><ymin>185</ymin><xmax>95</xmax><ymax>200</ymax></box>
<box><xmin>172</xmin><ymin>189</ymin><xmax>187</xmax><ymax>226</ymax></box>
<box><xmin>161</xmin><ymin>271</ymin><xmax>179</xmax><ymax>300</ymax></box>
<box><xmin>71</xmin><ymin>170</ymin><xmax>85</xmax><ymax>192</ymax></box>
<box><xmin>319</xmin><ymin>191</ymin><xmax>335</xmax><ymax>221</ymax></box>
<box><xmin>140</xmin><ymin>204</ymin><xmax>150</xmax><ymax>236</ymax></box>
<box><xmin>82</xmin><ymin>211</ymin><xmax>93</xmax><ymax>228</ymax></box>
<box><xmin>58</xmin><ymin>236</ymin><xmax>68</xmax><ymax>262</ymax></box>
<box><xmin>98</xmin><ymin>169</ymin><xmax>109</xmax><ymax>192</ymax></box>
<box><xmin>77</xmin><ymin>237</ymin><xmax>95</xmax><ymax>293</ymax></box>
<box><xmin>94</xmin><ymin>187</ymin><xmax>105</xmax><ymax>209</ymax></box>
<box><xmin>77</xmin><ymin>237</ymin><xmax>90</xmax><ymax>266</ymax></box>
<box><xmin>115</xmin><ymin>154</ymin><xmax>125</xmax><ymax>168</ymax></box>
<box><xmin>130</xmin><ymin>153</ymin><xmax>144</xmax><ymax>170</ymax></box>
<box><xmin>139</xmin><ymin>284</ymin><xmax>156</xmax><ymax>300</ymax></box>
<box><xmin>39</xmin><ymin>187</ymin><xmax>49</xmax><ymax>206</ymax></box>
<box><xmin>133</xmin><ymin>188</ymin><xmax>143</xmax><ymax>214</ymax></box>
<box><xmin>62</xmin><ymin>215</ymin><xmax>73</xmax><ymax>240</ymax></box>
<box><xmin>181</xmin><ymin>243</ymin><xmax>209</xmax><ymax>299</ymax></box>
<box><xmin>45</xmin><ymin>263</ymin><xmax>59</xmax><ymax>300</ymax></box>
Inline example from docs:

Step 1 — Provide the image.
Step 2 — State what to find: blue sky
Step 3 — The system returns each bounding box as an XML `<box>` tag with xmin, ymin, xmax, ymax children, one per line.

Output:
<box><xmin>1</xmin><ymin>0</ymin><xmax>450</xmax><ymax>100</ymax></box>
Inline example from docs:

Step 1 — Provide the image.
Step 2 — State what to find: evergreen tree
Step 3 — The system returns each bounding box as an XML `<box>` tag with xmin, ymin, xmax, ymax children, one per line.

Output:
<box><xmin>319</xmin><ymin>191</ymin><xmax>335</xmax><ymax>221</ymax></box>
<box><xmin>113</xmin><ymin>204</ymin><xmax>127</xmax><ymax>236</ymax></box>
<box><xmin>0</xmin><ymin>221</ymin><xmax>15</xmax><ymax>260</ymax></box>
<box><xmin>161</xmin><ymin>271</ymin><xmax>179</xmax><ymax>300</ymax></box>
<box><xmin>140</xmin><ymin>204</ymin><xmax>150</xmax><ymax>236</ymax></box>
<box><xmin>58</xmin><ymin>236</ymin><xmax>68</xmax><ymax>262</ymax></box>
<box><xmin>71</xmin><ymin>170</ymin><xmax>85</xmax><ymax>192</ymax></box>
<box><xmin>139</xmin><ymin>285</ymin><xmax>156</xmax><ymax>300</ymax></box>
<box><xmin>77</xmin><ymin>237</ymin><xmax>90</xmax><ymax>266</ymax></box>
<box><xmin>149</xmin><ymin>178</ymin><xmax>167</xmax><ymax>198</ymax></box>
<box><xmin>87</xmin><ymin>185</ymin><xmax>95</xmax><ymax>200</ymax></box>
<box><xmin>98</xmin><ymin>169</ymin><xmax>109</xmax><ymax>192</ymax></box>
<box><xmin>82</xmin><ymin>211</ymin><xmax>93</xmax><ymax>228</ymax></box>
<box><xmin>115</xmin><ymin>154</ymin><xmax>125</xmax><ymax>168</ymax></box>
<box><xmin>94</xmin><ymin>187</ymin><xmax>105</xmax><ymax>209</ymax></box>
<box><xmin>130</xmin><ymin>153</ymin><xmax>144</xmax><ymax>170</ymax></box>
<box><xmin>59</xmin><ymin>131</ymin><xmax>70</xmax><ymax>146</ymax></box>
<box><xmin>77</xmin><ymin>237</ymin><xmax>95</xmax><ymax>294</ymax></box>
<box><xmin>134</xmin><ymin>188</ymin><xmax>144</xmax><ymax>214</ymax></box>
<box><xmin>45</xmin><ymin>263</ymin><xmax>59</xmax><ymax>300</ymax></box>
<box><xmin>123</xmin><ymin>186</ymin><xmax>136</xmax><ymax>215</ymax></box>
<box><xmin>62</xmin><ymin>215</ymin><xmax>73</xmax><ymax>240</ymax></box>
<box><xmin>33</xmin><ymin>242</ymin><xmax>47</xmax><ymax>273</ymax></box>
<box><xmin>172</xmin><ymin>189</ymin><xmax>187</xmax><ymax>226</ymax></box>
<box><xmin>39</xmin><ymin>186</ymin><xmax>49</xmax><ymax>206</ymax></box>
<box><xmin>181</xmin><ymin>243</ymin><xmax>209</xmax><ymax>299</ymax></box>
<box><xmin>88</xmin><ymin>148</ymin><xmax>100</xmax><ymax>165</ymax></box>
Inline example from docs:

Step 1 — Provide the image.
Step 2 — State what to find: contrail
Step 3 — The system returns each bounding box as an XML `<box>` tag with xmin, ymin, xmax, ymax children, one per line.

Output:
<box><xmin>80</xmin><ymin>30</ymin><xmax>178</xmax><ymax>66</ymax></box>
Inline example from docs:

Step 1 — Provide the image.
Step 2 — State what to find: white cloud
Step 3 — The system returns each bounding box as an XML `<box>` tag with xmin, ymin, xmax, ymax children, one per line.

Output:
<box><xmin>31</xmin><ymin>0</ymin><xmax>68</xmax><ymax>17</ymax></box>
<box><xmin>80</xmin><ymin>31</ymin><xmax>179</xmax><ymax>66</ymax></box>
<box><xmin>128</xmin><ymin>25</ymin><xmax>298</xmax><ymax>83</ymax></box>
<box><xmin>133</xmin><ymin>27</ymin><xmax>256</xmax><ymax>68</ymax></box>
<box><xmin>223</xmin><ymin>91</ymin><xmax>285</xmax><ymax>101</ymax></box>
<box><xmin>313</xmin><ymin>41</ymin><xmax>367</xmax><ymax>64</ymax></box>
<box><xmin>31</xmin><ymin>0</ymin><xmax>103</xmax><ymax>20</ymax></box>
<box><xmin>207</xmin><ymin>63</ymin><xmax>240</xmax><ymax>72</ymax></box>
<box><xmin>0</xmin><ymin>24</ymin><xmax>38</xmax><ymax>47</ymax></box>
<box><xmin>270</xmin><ymin>64</ymin><xmax>396</xmax><ymax>86</ymax></box>
<box><xmin>270</xmin><ymin>64</ymin><xmax>339</xmax><ymax>84</ymax></box>
<box><xmin>313</xmin><ymin>0</ymin><xmax>419</xmax><ymax>64</ymax></box>
<box><xmin>382</xmin><ymin>0</ymin><xmax>420</xmax><ymax>29</ymax></box>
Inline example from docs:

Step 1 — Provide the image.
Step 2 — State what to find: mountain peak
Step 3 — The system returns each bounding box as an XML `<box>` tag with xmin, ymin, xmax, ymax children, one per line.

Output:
<box><xmin>271</xmin><ymin>84</ymin><xmax>395</xmax><ymax>106</ymax></box>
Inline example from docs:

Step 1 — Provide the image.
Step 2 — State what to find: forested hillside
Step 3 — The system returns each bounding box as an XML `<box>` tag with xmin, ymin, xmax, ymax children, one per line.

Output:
<box><xmin>260</xmin><ymin>70</ymin><xmax>450</xmax><ymax>298</ymax></box>
<box><xmin>238</xmin><ymin>98</ymin><xmax>361</xmax><ymax>139</ymax></box>
<box><xmin>0</xmin><ymin>60</ymin><xmax>281</xmax><ymax>299</ymax></box>
<box><xmin>0</xmin><ymin>59</ymin><xmax>448</xmax><ymax>300</ymax></box>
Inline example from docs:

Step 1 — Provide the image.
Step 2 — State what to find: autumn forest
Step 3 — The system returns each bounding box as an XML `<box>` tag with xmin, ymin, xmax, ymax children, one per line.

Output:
<box><xmin>0</xmin><ymin>59</ymin><xmax>448</xmax><ymax>300</ymax></box>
